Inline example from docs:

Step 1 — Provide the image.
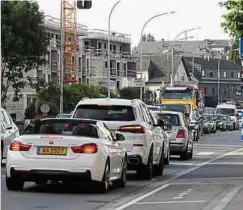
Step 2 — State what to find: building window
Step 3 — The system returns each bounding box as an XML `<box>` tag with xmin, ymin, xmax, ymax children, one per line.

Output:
<box><xmin>181</xmin><ymin>76</ymin><xmax>185</xmax><ymax>81</ymax></box>
<box><xmin>123</xmin><ymin>63</ymin><xmax>127</xmax><ymax>76</ymax></box>
<box><xmin>223</xmin><ymin>71</ymin><xmax>227</xmax><ymax>78</ymax></box>
<box><xmin>204</xmin><ymin>87</ymin><xmax>207</xmax><ymax>95</ymax></box>
<box><xmin>27</xmin><ymin>97</ymin><xmax>32</xmax><ymax>108</ymax></box>
<box><xmin>202</xmin><ymin>70</ymin><xmax>205</xmax><ymax>77</ymax></box>
<box><xmin>209</xmin><ymin>71</ymin><xmax>213</xmax><ymax>77</ymax></box>
<box><xmin>113</xmin><ymin>45</ymin><xmax>116</xmax><ymax>53</ymax></box>
<box><xmin>79</xmin><ymin>57</ymin><xmax>82</xmax><ymax>72</ymax></box>
<box><xmin>231</xmin><ymin>72</ymin><xmax>234</xmax><ymax>78</ymax></box>
<box><xmin>105</xmin><ymin>61</ymin><xmax>108</xmax><ymax>68</ymax></box>
<box><xmin>86</xmin><ymin>58</ymin><xmax>90</xmax><ymax>73</ymax></box>
<box><xmin>238</xmin><ymin>72</ymin><xmax>241</xmax><ymax>78</ymax></box>
<box><xmin>117</xmin><ymin>62</ymin><xmax>120</xmax><ymax>76</ymax></box>
<box><xmin>212</xmin><ymin>87</ymin><xmax>215</xmax><ymax>95</ymax></box>
<box><xmin>104</xmin><ymin>43</ymin><xmax>107</xmax><ymax>49</ymax></box>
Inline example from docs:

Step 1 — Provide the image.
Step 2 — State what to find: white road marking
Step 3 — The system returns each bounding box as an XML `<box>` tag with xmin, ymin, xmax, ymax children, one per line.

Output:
<box><xmin>212</xmin><ymin>185</ymin><xmax>243</xmax><ymax>210</ymax></box>
<box><xmin>112</xmin><ymin>147</ymin><xmax>243</xmax><ymax>210</ymax></box>
<box><xmin>135</xmin><ymin>200</ymin><xmax>205</xmax><ymax>205</ymax></box>
<box><xmin>195</xmin><ymin>152</ymin><xmax>214</xmax><ymax>156</ymax></box>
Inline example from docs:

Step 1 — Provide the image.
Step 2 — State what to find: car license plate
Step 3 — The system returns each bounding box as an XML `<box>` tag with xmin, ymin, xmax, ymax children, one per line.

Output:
<box><xmin>37</xmin><ymin>147</ymin><xmax>67</xmax><ymax>155</ymax></box>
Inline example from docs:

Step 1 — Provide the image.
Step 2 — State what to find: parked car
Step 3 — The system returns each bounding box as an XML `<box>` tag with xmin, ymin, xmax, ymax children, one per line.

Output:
<box><xmin>215</xmin><ymin>115</ymin><xmax>227</xmax><ymax>131</ymax></box>
<box><xmin>72</xmin><ymin>98</ymin><xmax>167</xmax><ymax>179</ymax></box>
<box><xmin>203</xmin><ymin>115</ymin><xmax>211</xmax><ymax>134</ymax></box>
<box><xmin>1</xmin><ymin>108</ymin><xmax>20</xmax><ymax>163</ymax></box>
<box><xmin>153</xmin><ymin>111</ymin><xmax>193</xmax><ymax>160</ymax></box>
<box><xmin>208</xmin><ymin>115</ymin><xmax>217</xmax><ymax>133</ymax></box>
<box><xmin>6</xmin><ymin>118</ymin><xmax>127</xmax><ymax>192</ymax></box>
<box><xmin>225</xmin><ymin>115</ymin><xmax>234</xmax><ymax>131</ymax></box>
<box><xmin>149</xmin><ymin>111</ymin><xmax>171</xmax><ymax>166</ymax></box>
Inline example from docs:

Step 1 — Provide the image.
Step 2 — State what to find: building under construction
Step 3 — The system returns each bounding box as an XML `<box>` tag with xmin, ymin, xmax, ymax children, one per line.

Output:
<box><xmin>44</xmin><ymin>15</ymin><xmax>137</xmax><ymax>91</ymax></box>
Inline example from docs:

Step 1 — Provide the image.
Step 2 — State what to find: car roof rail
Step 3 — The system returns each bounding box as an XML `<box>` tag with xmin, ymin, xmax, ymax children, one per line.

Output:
<box><xmin>82</xmin><ymin>97</ymin><xmax>89</xmax><ymax>101</ymax></box>
<box><xmin>132</xmin><ymin>98</ymin><xmax>142</xmax><ymax>103</ymax></box>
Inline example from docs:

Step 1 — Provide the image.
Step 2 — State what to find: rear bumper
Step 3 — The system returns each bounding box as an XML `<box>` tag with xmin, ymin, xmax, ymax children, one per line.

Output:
<box><xmin>9</xmin><ymin>168</ymin><xmax>92</xmax><ymax>183</ymax></box>
<box><xmin>170</xmin><ymin>142</ymin><xmax>187</xmax><ymax>154</ymax></box>
<box><xmin>127</xmin><ymin>155</ymin><xmax>143</xmax><ymax>170</ymax></box>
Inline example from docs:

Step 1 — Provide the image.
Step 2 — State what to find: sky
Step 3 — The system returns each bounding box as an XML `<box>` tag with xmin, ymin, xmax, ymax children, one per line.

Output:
<box><xmin>37</xmin><ymin>0</ymin><xmax>231</xmax><ymax>47</ymax></box>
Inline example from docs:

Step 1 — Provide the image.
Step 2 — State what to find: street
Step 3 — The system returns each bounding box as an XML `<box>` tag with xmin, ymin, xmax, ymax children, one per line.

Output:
<box><xmin>1</xmin><ymin>130</ymin><xmax>243</xmax><ymax>210</ymax></box>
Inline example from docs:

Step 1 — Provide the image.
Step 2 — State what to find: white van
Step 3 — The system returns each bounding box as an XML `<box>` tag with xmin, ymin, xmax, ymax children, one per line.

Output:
<box><xmin>216</xmin><ymin>103</ymin><xmax>239</xmax><ymax>130</ymax></box>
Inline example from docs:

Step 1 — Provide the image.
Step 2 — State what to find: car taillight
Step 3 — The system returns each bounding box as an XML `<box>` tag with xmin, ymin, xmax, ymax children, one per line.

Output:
<box><xmin>71</xmin><ymin>143</ymin><xmax>98</xmax><ymax>154</ymax></box>
<box><xmin>176</xmin><ymin>129</ymin><xmax>185</xmax><ymax>138</ymax></box>
<box><xmin>9</xmin><ymin>141</ymin><xmax>32</xmax><ymax>151</ymax></box>
<box><xmin>118</xmin><ymin>125</ymin><xmax>145</xmax><ymax>133</ymax></box>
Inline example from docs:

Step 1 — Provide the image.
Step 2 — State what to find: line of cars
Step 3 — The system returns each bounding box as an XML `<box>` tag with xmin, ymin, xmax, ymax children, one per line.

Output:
<box><xmin>3</xmin><ymin>98</ymin><xmax>193</xmax><ymax>193</ymax></box>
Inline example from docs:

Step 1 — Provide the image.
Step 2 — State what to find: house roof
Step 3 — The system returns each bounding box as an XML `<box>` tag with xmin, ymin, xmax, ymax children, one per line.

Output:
<box><xmin>183</xmin><ymin>57</ymin><xmax>243</xmax><ymax>71</ymax></box>
<box><xmin>132</xmin><ymin>39</ymin><xmax>232</xmax><ymax>56</ymax></box>
<box><xmin>138</xmin><ymin>54</ymin><xmax>182</xmax><ymax>83</ymax></box>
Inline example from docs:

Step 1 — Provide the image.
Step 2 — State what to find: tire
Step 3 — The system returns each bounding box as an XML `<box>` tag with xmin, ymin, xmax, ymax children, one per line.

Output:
<box><xmin>156</xmin><ymin>146</ymin><xmax>165</xmax><ymax>176</ymax></box>
<box><xmin>164</xmin><ymin>146</ymin><xmax>170</xmax><ymax>166</ymax></box>
<box><xmin>97</xmin><ymin>160</ymin><xmax>110</xmax><ymax>193</ymax></box>
<box><xmin>180</xmin><ymin>144</ymin><xmax>189</xmax><ymax>160</ymax></box>
<box><xmin>188</xmin><ymin>143</ymin><xmax>193</xmax><ymax>160</ymax></box>
<box><xmin>137</xmin><ymin>148</ymin><xmax>153</xmax><ymax>180</ymax></box>
<box><xmin>6</xmin><ymin>176</ymin><xmax>24</xmax><ymax>191</ymax></box>
<box><xmin>113</xmin><ymin>156</ymin><xmax>127</xmax><ymax>188</ymax></box>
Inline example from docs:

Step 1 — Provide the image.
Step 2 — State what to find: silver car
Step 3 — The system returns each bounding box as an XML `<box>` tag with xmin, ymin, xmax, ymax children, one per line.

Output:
<box><xmin>154</xmin><ymin>111</ymin><xmax>193</xmax><ymax>160</ymax></box>
<box><xmin>1</xmin><ymin>108</ymin><xmax>20</xmax><ymax>163</ymax></box>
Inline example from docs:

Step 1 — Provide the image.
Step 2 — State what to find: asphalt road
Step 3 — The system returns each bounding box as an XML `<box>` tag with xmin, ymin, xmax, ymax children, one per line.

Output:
<box><xmin>1</xmin><ymin>130</ymin><xmax>243</xmax><ymax>210</ymax></box>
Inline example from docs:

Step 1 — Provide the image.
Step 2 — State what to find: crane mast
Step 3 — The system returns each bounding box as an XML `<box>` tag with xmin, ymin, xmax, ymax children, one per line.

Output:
<box><xmin>61</xmin><ymin>0</ymin><xmax>78</xmax><ymax>83</ymax></box>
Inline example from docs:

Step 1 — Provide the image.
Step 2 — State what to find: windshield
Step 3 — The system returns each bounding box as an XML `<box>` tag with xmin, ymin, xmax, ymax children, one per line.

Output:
<box><xmin>215</xmin><ymin>115</ymin><xmax>224</xmax><ymax>121</ymax></box>
<box><xmin>157</xmin><ymin>113</ymin><xmax>180</xmax><ymax>126</ymax></box>
<box><xmin>23</xmin><ymin>119</ymin><xmax>100</xmax><ymax>138</ymax></box>
<box><xmin>73</xmin><ymin>105</ymin><xmax>135</xmax><ymax>121</ymax></box>
<box><xmin>163</xmin><ymin>90</ymin><xmax>193</xmax><ymax>99</ymax></box>
<box><xmin>216</xmin><ymin>108</ymin><xmax>235</xmax><ymax>116</ymax></box>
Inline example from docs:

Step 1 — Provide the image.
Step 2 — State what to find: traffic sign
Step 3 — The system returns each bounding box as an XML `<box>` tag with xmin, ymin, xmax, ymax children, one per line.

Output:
<box><xmin>40</xmin><ymin>104</ymin><xmax>50</xmax><ymax>114</ymax></box>
<box><xmin>235</xmin><ymin>86</ymin><xmax>242</xmax><ymax>96</ymax></box>
<box><xmin>77</xmin><ymin>0</ymin><xmax>92</xmax><ymax>9</ymax></box>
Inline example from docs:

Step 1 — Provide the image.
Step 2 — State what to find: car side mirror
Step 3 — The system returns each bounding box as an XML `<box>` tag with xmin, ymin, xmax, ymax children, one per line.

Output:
<box><xmin>115</xmin><ymin>132</ymin><xmax>125</xmax><ymax>141</ymax></box>
<box><xmin>157</xmin><ymin>119</ymin><xmax>164</xmax><ymax>127</ymax></box>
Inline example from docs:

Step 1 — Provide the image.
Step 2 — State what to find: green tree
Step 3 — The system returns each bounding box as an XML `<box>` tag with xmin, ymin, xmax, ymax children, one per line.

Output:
<box><xmin>1</xmin><ymin>1</ymin><xmax>49</xmax><ymax>104</ymax></box>
<box><xmin>143</xmin><ymin>90</ymin><xmax>154</xmax><ymax>105</ymax></box>
<box><xmin>36</xmin><ymin>83</ymin><xmax>101</xmax><ymax>116</ymax></box>
<box><xmin>220</xmin><ymin>0</ymin><xmax>243</xmax><ymax>61</ymax></box>
<box><xmin>142</xmin><ymin>33</ymin><xmax>156</xmax><ymax>42</ymax></box>
<box><xmin>119</xmin><ymin>87</ymin><xmax>140</xmax><ymax>99</ymax></box>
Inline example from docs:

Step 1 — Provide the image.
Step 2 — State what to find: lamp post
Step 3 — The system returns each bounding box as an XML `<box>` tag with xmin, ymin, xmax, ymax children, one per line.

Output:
<box><xmin>170</xmin><ymin>27</ymin><xmax>201</xmax><ymax>86</ymax></box>
<box><xmin>108</xmin><ymin>0</ymin><xmax>121</xmax><ymax>98</ymax></box>
<box><xmin>139</xmin><ymin>11</ymin><xmax>176</xmax><ymax>100</ymax></box>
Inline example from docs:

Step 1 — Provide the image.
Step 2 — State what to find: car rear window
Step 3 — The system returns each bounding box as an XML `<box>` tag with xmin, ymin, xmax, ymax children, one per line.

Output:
<box><xmin>157</xmin><ymin>113</ymin><xmax>180</xmax><ymax>126</ymax></box>
<box><xmin>73</xmin><ymin>105</ymin><xmax>135</xmax><ymax>121</ymax></box>
<box><xmin>24</xmin><ymin>119</ymin><xmax>100</xmax><ymax>138</ymax></box>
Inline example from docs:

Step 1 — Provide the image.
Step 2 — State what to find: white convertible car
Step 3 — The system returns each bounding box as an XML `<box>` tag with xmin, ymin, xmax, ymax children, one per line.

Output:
<box><xmin>6</xmin><ymin>118</ymin><xmax>127</xmax><ymax>193</ymax></box>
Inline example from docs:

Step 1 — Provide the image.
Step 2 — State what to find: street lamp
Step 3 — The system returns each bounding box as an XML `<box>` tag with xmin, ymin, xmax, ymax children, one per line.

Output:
<box><xmin>108</xmin><ymin>0</ymin><xmax>121</xmax><ymax>98</ymax></box>
<box><xmin>170</xmin><ymin>27</ymin><xmax>201</xmax><ymax>86</ymax></box>
<box><xmin>139</xmin><ymin>11</ymin><xmax>176</xmax><ymax>100</ymax></box>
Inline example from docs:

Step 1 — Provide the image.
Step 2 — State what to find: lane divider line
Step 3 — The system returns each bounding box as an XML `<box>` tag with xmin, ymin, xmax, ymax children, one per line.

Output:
<box><xmin>135</xmin><ymin>200</ymin><xmax>206</xmax><ymax>205</ymax></box>
<box><xmin>212</xmin><ymin>185</ymin><xmax>243</xmax><ymax>210</ymax></box>
<box><xmin>107</xmin><ymin>147</ymin><xmax>243</xmax><ymax>210</ymax></box>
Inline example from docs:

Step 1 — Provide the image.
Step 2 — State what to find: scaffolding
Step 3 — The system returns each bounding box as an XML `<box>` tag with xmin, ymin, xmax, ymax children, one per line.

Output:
<box><xmin>61</xmin><ymin>0</ymin><xmax>78</xmax><ymax>83</ymax></box>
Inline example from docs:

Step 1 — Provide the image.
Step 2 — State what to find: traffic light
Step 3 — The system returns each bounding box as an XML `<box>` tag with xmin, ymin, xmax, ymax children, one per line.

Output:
<box><xmin>77</xmin><ymin>0</ymin><xmax>92</xmax><ymax>9</ymax></box>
